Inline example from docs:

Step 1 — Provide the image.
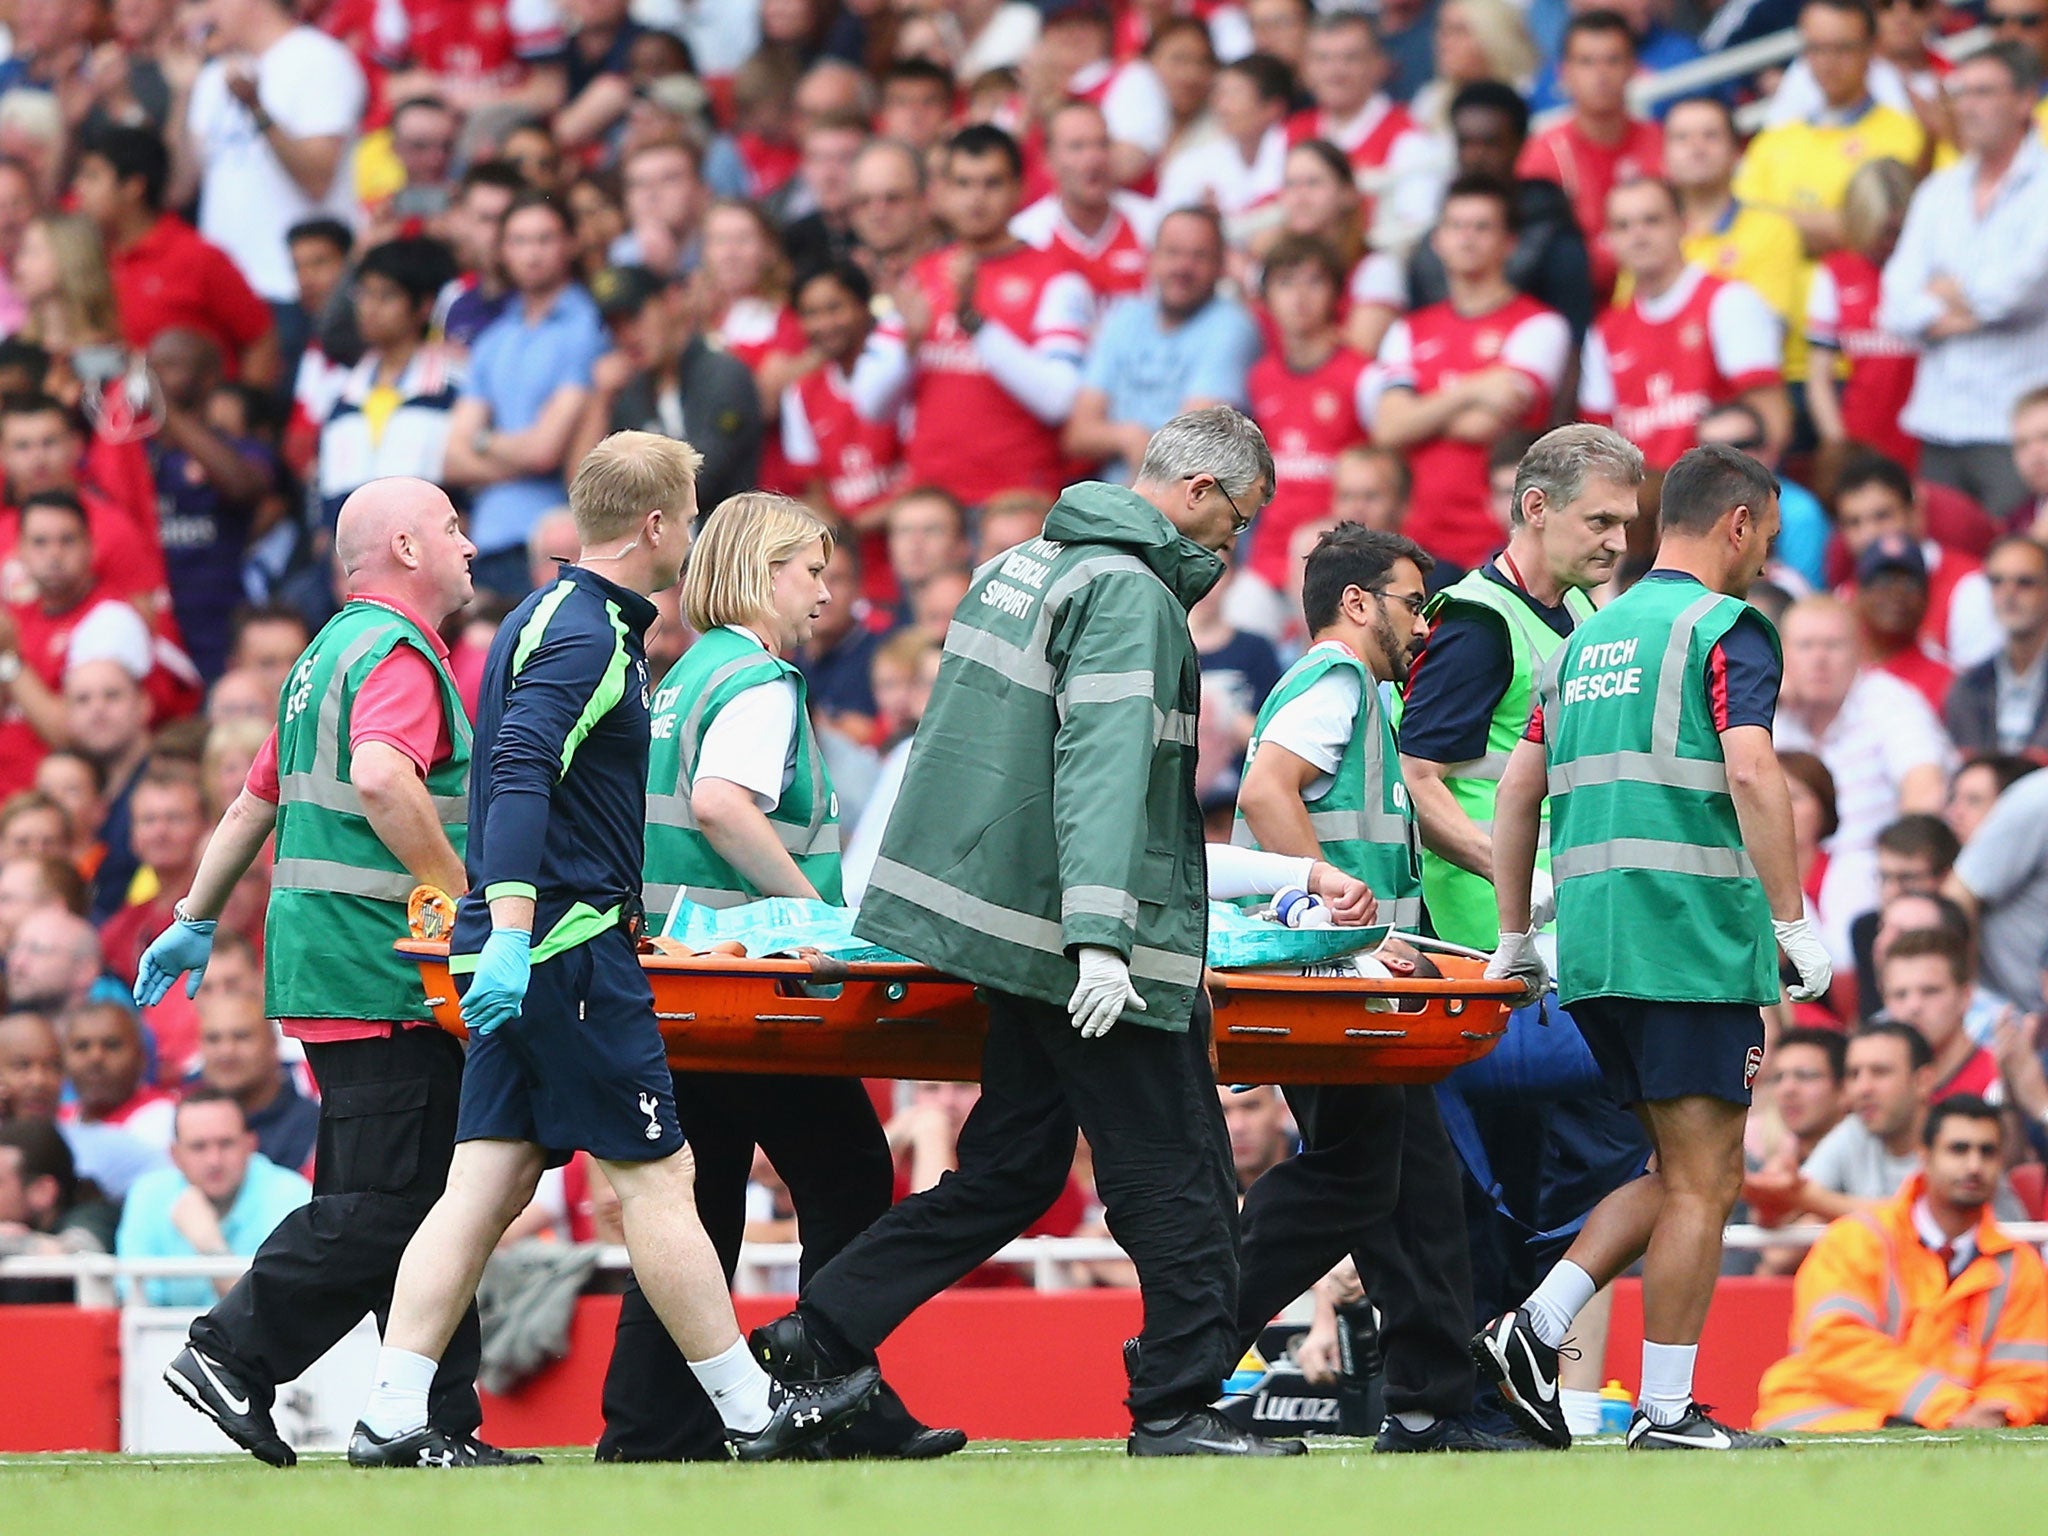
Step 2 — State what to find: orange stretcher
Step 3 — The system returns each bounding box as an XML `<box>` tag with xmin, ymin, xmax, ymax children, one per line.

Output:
<box><xmin>397</xmin><ymin>939</ymin><xmax>1518</xmax><ymax>1086</ymax></box>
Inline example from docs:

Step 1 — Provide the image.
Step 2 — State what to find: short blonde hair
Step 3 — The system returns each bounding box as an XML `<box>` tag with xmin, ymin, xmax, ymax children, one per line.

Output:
<box><xmin>568</xmin><ymin>431</ymin><xmax>704</xmax><ymax>545</ymax></box>
<box><xmin>682</xmin><ymin>492</ymin><xmax>836</xmax><ymax>633</ymax></box>
<box><xmin>1840</xmin><ymin>157</ymin><xmax>1918</xmax><ymax>258</ymax></box>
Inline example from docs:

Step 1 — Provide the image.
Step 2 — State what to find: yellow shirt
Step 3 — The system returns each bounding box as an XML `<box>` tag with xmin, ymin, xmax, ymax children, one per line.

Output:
<box><xmin>2036</xmin><ymin>94</ymin><xmax>2048</xmax><ymax>142</ymax></box>
<box><xmin>1685</xmin><ymin>202</ymin><xmax>1810</xmax><ymax>377</ymax></box>
<box><xmin>1733</xmin><ymin>102</ymin><xmax>1927</xmax><ymax>220</ymax></box>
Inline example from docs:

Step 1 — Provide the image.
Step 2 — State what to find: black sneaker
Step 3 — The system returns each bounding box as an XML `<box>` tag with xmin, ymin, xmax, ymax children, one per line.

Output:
<box><xmin>1374</xmin><ymin>1413</ymin><xmax>1543</xmax><ymax>1453</ymax></box>
<box><xmin>751</xmin><ymin>1311</ymin><xmax>840</xmax><ymax>1380</ymax></box>
<box><xmin>727</xmin><ymin>1365</ymin><xmax>882</xmax><ymax>1462</ymax></box>
<box><xmin>451</xmin><ymin>1432</ymin><xmax>541</xmax><ymax>1466</ymax></box>
<box><xmin>1626</xmin><ymin>1404</ymin><xmax>1785</xmax><ymax>1451</ymax></box>
<box><xmin>347</xmin><ymin>1421</ymin><xmax>472</xmax><ymax>1468</ymax></box>
<box><xmin>163</xmin><ymin>1345</ymin><xmax>294</xmax><ymax>1468</ymax></box>
<box><xmin>1469</xmin><ymin>1309</ymin><xmax>1573</xmax><ymax>1450</ymax></box>
<box><xmin>1128</xmin><ymin>1407</ymin><xmax>1308</xmax><ymax>1457</ymax></box>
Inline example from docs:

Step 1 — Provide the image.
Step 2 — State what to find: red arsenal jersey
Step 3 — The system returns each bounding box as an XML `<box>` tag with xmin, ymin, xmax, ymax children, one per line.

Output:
<box><xmin>1245</xmin><ymin>347</ymin><xmax>1371</xmax><ymax>587</ymax></box>
<box><xmin>1808</xmin><ymin>249</ymin><xmax>1920</xmax><ymax>472</ymax></box>
<box><xmin>1375</xmin><ymin>293</ymin><xmax>1571</xmax><ymax>567</ymax></box>
<box><xmin>717</xmin><ymin>296</ymin><xmax>810</xmax><ymax>496</ymax></box>
<box><xmin>1516</xmin><ymin>115</ymin><xmax>1663</xmax><ymax>298</ymax></box>
<box><xmin>882</xmin><ymin>245</ymin><xmax>1093</xmax><ymax>505</ymax></box>
<box><xmin>785</xmin><ymin>361</ymin><xmax>907</xmax><ymax>604</ymax></box>
<box><xmin>1010</xmin><ymin>191</ymin><xmax>1157</xmax><ymax>302</ymax></box>
<box><xmin>1584</xmin><ymin>266</ymin><xmax>1783</xmax><ymax>471</ymax></box>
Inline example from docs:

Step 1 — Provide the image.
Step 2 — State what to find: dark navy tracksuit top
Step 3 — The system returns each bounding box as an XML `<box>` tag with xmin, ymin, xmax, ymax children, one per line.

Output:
<box><xmin>452</xmin><ymin>564</ymin><xmax>658</xmax><ymax>962</ymax></box>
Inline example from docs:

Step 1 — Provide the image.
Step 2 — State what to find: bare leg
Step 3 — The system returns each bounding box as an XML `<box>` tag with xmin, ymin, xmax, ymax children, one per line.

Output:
<box><xmin>601</xmin><ymin>1145</ymin><xmax>746</xmax><ymax>1362</ymax></box>
<box><xmin>384</xmin><ymin>1139</ymin><xmax>546</xmax><ymax>1359</ymax></box>
<box><xmin>1558</xmin><ymin>1284</ymin><xmax>1614</xmax><ymax>1394</ymax></box>
<box><xmin>1635</xmin><ymin>1095</ymin><xmax>1746</xmax><ymax>1346</ymax></box>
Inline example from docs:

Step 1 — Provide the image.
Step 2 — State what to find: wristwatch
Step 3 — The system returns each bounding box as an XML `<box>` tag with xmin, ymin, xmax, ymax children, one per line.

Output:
<box><xmin>472</xmin><ymin>425</ymin><xmax>495</xmax><ymax>459</ymax></box>
<box><xmin>251</xmin><ymin>109</ymin><xmax>275</xmax><ymax>134</ymax></box>
<box><xmin>0</xmin><ymin>650</ymin><xmax>20</xmax><ymax>685</ymax></box>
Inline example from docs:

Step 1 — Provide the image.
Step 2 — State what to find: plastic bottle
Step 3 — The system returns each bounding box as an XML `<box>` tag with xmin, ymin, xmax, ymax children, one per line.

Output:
<box><xmin>1598</xmin><ymin>1380</ymin><xmax>1634</xmax><ymax>1435</ymax></box>
<box><xmin>1272</xmin><ymin>886</ymin><xmax>1334</xmax><ymax>928</ymax></box>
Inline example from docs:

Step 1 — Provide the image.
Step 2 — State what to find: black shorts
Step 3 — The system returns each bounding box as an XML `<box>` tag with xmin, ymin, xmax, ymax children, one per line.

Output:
<box><xmin>454</xmin><ymin>927</ymin><xmax>685</xmax><ymax>1165</ymax></box>
<box><xmin>1570</xmin><ymin>997</ymin><xmax>1767</xmax><ymax>1109</ymax></box>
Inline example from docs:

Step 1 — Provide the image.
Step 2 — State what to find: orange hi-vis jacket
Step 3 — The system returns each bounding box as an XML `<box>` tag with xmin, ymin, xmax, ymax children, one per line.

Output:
<box><xmin>1755</xmin><ymin>1174</ymin><xmax>2048</xmax><ymax>1432</ymax></box>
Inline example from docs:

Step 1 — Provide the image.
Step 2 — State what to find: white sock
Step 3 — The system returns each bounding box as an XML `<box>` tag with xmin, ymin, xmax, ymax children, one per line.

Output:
<box><xmin>1560</xmin><ymin>1387</ymin><xmax>1604</xmax><ymax>1438</ymax></box>
<box><xmin>1523</xmin><ymin>1260</ymin><xmax>1597</xmax><ymax>1349</ymax></box>
<box><xmin>689</xmin><ymin>1336</ymin><xmax>774</xmax><ymax>1435</ymax></box>
<box><xmin>1394</xmin><ymin>1411</ymin><xmax>1436</xmax><ymax>1433</ymax></box>
<box><xmin>1639</xmin><ymin>1341</ymin><xmax>1697</xmax><ymax>1426</ymax></box>
<box><xmin>360</xmin><ymin>1346</ymin><xmax>437</xmax><ymax>1439</ymax></box>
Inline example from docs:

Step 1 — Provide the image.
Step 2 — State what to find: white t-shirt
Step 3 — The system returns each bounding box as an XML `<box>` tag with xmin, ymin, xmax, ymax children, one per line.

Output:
<box><xmin>691</xmin><ymin>627</ymin><xmax>799</xmax><ymax>812</ymax></box>
<box><xmin>1578</xmin><ymin>267</ymin><xmax>1782</xmax><ymax>418</ymax></box>
<box><xmin>189</xmin><ymin>27</ymin><xmax>367</xmax><ymax>301</ymax></box>
<box><xmin>1251</xmin><ymin>646</ymin><xmax>1363</xmax><ymax>801</ymax></box>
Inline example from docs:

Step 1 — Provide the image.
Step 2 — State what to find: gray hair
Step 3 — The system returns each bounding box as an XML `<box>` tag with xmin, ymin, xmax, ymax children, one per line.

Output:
<box><xmin>1135</xmin><ymin>406</ymin><xmax>1277</xmax><ymax>511</ymax></box>
<box><xmin>1510</xmin><ymin>423</ymin><xmax>1644</xmax><ymax>527</ymax></box>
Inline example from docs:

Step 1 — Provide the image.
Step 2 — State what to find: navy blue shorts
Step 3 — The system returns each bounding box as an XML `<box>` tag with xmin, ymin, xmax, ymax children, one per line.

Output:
<box><xmin>454</xmin><ymin>927</ymin><xmax>685</xmax><ymax>1165</ymax></box>
<box><xmin>1570</xmin><ymin>997</ymin><xmax>1767</xmax><ymax>1109</ymax></box>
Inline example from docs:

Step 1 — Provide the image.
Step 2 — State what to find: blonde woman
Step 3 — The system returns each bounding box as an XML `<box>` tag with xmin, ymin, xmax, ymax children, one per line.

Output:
<box><xmin>1806</xmin><ymin>157</ymin><xmax>1922</xmax><ymax>475</ymax></box>
<box><xmin>14</xmin><ymin>213</ymin><xmax>134</xmax><ymax>408</ymax></box>
<box><xmin>700</xmin><ymin>199</ymin><xmax>815</xmax><ymax>495</ymax></box>
<box><xmin>619</xmin><ymin>490</ymin><xmax>961</xmax><ymax>1460</ymax></box>
<box><xmin>12</xmin><ymin>211</ymin><xmax>164</xmax><ymax>560</ymax></box>
<box><xmin>1411</xmin><ymin>0</ymin><xmax>1539</xmax><ymax>135</ymax></box>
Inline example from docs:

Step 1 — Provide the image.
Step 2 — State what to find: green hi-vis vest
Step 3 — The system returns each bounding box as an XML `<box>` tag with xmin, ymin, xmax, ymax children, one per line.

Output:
<box><xmin>1539</xmin><ymin>575</ymin><xmax>1780</xmax><ymax>1007</ymax></box>
<box><xmin>643</xmin><ymin>625</ymin><xmax>841</xmax><ymax>921</ymax></box>
<box><xmin>1234</xmin><ymin>641</ymin><xmax>1423</xmax><ymax>929</ymax></box>
<box><xmin>267</xmin><ymin>599</ymin><xmax>470</xmax><ymax>1023</ymax></box>
<box><xmin>1415</xmin><ymin>570</ymin><xmax>1596</xmax><ymax>950</ymax></box>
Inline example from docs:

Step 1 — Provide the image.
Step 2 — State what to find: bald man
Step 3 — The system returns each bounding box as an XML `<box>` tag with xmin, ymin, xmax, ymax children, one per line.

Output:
<box><xmin>131</xmin><ymin>478</ymin><xmax>522</xmax><ymax>1468</ymax></box>
<box><xmin>5</xmin><ymin>906</ymin><xmax>104</xmax><ymax>1014</ymax></box>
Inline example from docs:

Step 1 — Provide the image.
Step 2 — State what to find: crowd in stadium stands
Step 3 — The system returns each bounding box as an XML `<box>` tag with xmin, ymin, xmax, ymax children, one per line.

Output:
<box><xmin>4</xmin><ymin>0</ymin><xmax>2048</xmax><ymax>1338</ymax></box>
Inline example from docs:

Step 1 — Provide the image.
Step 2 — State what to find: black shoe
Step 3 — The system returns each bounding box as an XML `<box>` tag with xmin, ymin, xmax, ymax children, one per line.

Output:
<box><xmin>1469</xmin><ymin>1310</ymin><xmax>1572</xmax><ymax>1450</ymax></box>
<box><xmin>164</xmin><ymin>1346</ymin><xmax>294</xmax><ymax>1468</ymax></box>
<box><xmin>1374</xmin><ymin>1413</ymin><xmax>1544</xmax><ymax>1453</ymax></box>
<box><xmin>826</xmin><ymin>1423</ymin><xmax>969</xmax><ymax>1460</ymax></box>
<box><xmin>1626</xmin><ymin>1404</ymin><xmax>1785</xmax><ymax>1451</ymax></box>
<box><xmin>751</xmin><ymin>1311</ymin><xmax>841</xmax><ymax>1381</ymax></box>
<box><xmin>727</xmin><ymin>1365</ymin><xmax>882</xmax><ymax>1462</ymax></box>
<box><xmin>451</xmin><ymin>1432</ymin><xmax>541</xmax><ymax>1466</ymax></box>
<box><xmin>1128</xmin><ymin>1407</ymin><xmax>1308</xmax><ymax>1457</ymax></box>
<box><xmin>347</xmin><ymin>1421</ymin><xmax>472</xmax><ymax>1468</ymax></box>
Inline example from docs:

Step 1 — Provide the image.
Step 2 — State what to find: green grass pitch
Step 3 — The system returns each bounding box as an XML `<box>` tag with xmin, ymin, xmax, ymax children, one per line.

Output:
<box><xmin>6</xmin><ymin>1431</ymin><xmax>2047</xmax><ymax>1536</ymax></box>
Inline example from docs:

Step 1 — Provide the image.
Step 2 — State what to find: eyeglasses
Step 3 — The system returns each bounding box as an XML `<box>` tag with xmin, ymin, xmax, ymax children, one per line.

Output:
<box><xmin>1991</xmin><ymin>8</ymin><xmax>2048</xmax><ymax>25</ymax></box>
<box><xmin>1189</xmin><ymin>474</ymin><xmax>1252</xmax><ymax>535</ymax></box>
<box><xmin>1370</xmin><ymin>587</ymin><xmax>1428</xmax><ymax>618</ymax></box>
<box><xmin>1987</xmin><ymin>571</ymin><xmax>2047</xmax><ymax>588</ymax></box>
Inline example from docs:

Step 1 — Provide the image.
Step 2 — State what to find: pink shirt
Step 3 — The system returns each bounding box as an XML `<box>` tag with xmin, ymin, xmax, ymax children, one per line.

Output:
<box><xmin>246</xmin><ymin>593</ymin><xmax>461</xmax><ymax>1042</ymax></box>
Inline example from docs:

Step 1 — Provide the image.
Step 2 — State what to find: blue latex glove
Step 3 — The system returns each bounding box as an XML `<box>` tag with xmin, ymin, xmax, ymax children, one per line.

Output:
<box><xmin>463</xmin><ymin>929</ymin><xmax>533</xmax><ymax>1036</ymax></box>
<box><xmin>133</xmin><ymin>914</ymin><xmax>218</xmax><ymax>1006</ymax></box>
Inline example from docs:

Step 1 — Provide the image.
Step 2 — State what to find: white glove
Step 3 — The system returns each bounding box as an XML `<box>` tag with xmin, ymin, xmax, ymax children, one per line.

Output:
<box><xmin>1774</xmin><ymin>916</ymin><xmax>1833</xmax><ymax>1002</ymax></box>
<box><xmin>1486</xmin><ymin>928</ymin><xmax>1550</xmax><ymax>1008</ymax></box>
<box><xmin>1068</xmin><ymin>945</ymin><xmax>1145</xmax><ymax>1040</ymax></box>
<box><xmin>1528</xmin><ymin>865</ymin><xmax>1557</xmax><ymax>930</ymax></box>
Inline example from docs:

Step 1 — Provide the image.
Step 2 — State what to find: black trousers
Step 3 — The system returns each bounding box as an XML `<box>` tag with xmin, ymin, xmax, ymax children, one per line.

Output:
<box><xmin>190</xmin><ymin>1025</ymin><xmax>483</xmax><ymax>1435</ymax></box>
<box><xmin>595</xmin><ymin>1071</ymin><xmax>898</xmax><ymax>1461</ymax></box>
<box><xmin>802</xmin><ymin>989</ymin><xmax>1239</xmax><ymax>1423</ymax></box>
<box><xmin>1236</xmin><ymin>1082</ymin><xmax>1477</xmax><ymax>1420</ymax></box>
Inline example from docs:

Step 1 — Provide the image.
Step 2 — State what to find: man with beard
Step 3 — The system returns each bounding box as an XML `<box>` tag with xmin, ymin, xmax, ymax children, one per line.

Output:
<box><xmin>1230</xmin><ymin>524</ymin><xmax>1520</xmax><ymax>1452</ymax></box>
